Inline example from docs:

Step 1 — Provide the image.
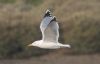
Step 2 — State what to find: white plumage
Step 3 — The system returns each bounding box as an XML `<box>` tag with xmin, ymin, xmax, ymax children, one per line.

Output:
<box><xmin>28</xmin><ymin>10</ymin><xmax>71</xmax><ymax>49</ymax></box>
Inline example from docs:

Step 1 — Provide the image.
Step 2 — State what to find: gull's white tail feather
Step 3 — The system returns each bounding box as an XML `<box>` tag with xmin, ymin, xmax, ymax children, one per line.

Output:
<box><xmin>61</xmin><ymin>44</ymin><xmax>71</xmax><ymax>48</ymax></box>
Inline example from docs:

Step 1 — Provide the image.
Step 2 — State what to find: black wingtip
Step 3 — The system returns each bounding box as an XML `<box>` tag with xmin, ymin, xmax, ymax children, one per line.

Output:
<box><xmin>46</xmin><ymin>9</ymin><xmax>51</xmax><ymax>14</ymax></box>
<box><xmin>44</xmin><ymin>9</ymin><xmax>52</xmax><ymax>17</ymax></box>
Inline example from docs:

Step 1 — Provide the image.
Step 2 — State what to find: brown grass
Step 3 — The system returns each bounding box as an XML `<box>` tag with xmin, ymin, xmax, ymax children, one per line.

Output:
<box><xmin>0</xmin><ymin>54</ymin><xmax>100</xmax><ymax>64</ymax></box>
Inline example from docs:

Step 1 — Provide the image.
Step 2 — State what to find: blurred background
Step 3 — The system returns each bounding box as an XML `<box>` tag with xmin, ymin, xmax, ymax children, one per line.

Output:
<box><xmin>0</xmin><ymin>0</ymin><xmax>100</xmax><ymax>64</ymax></box>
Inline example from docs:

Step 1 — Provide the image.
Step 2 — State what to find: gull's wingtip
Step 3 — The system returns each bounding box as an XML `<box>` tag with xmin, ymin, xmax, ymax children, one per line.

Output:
<box><xmin>44</xmin><ymin>9</ymin><xmax>52</xmax><ymax>17</ymax></box>
<box><xmin>46</xmin><ymin>9</ymin><xmax>51</xmax><ymax>13</ymax></box>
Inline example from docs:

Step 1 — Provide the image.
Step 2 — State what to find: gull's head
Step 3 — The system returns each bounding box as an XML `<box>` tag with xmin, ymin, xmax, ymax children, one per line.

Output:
<box><xmin>44</xmin><ymin>9</ymin><xmax>52</xmax><ymax>17</ymax></box>
<box><xmin>28</xmin><ymin>41</ymin><xmax>37</xmax><ymax>47</ymax></box>
<box><xmin>28</xmin><ymin>40</ymin><xmax>41</xmax><ymax>47</ymax></box>
<box><xmin>28</xmin><ymin>43</ymin><xmax>34</xmax><ymax>47</ymax></box>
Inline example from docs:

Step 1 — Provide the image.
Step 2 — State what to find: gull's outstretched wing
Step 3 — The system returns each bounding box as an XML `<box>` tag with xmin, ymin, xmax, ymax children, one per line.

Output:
<box><xmin>40</xmin><ymin>10</ymin><xmax>59</xmax><ymax>43</ymax></box>
<box><xmin>40</xmin><ymin>9</ymin><xmax>53</xmax><ymax>32</ymax></box>
<box><xmin>40</xmin><ymin>16</ymin><xmax>59</xmax><ymax>43</ymax></box>
<box><xmin>40</xmin><ymin>16</ymin><xmax>54</xmax><ymax>32</ymax></box>
<box><xmin>44</xmin><ymin>17</ymin><xmax>59</xmax><ymax>42</ymax></box>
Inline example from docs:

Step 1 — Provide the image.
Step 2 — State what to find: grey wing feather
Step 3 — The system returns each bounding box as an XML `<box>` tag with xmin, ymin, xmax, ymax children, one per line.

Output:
<box><xmin>40</xmin><ymin>19</ymin><xmax>59</xmax><ymax>43</ymax></box>
<box><xmin>40</xmin><ymin>16</ymin><xmax>54</xmax><ymax>32</ymax></box>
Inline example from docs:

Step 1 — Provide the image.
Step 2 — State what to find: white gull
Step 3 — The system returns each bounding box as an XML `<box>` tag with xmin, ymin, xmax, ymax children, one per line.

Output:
<box><xmin>28</xmin><ymin>10</ymin><xmax>71</xmax><ymax>49</ymax></box>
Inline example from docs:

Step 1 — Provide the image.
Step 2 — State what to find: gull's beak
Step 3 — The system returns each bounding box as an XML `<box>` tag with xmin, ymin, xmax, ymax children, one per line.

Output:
<box><xmin>28</xmin><ymin>44</ymin><xmax>33</xmax><ymax>46</ymax></box>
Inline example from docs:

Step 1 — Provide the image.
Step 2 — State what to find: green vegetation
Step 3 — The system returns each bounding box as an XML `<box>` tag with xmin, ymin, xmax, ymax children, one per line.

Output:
<box><xmin>0</xmin><ymin>0</ymin><xmax>15</xmax><ymax>4</ymax></box>
<box><xmin>0</xmin><ymin>0</ymin><xmax>100</xmax><ymax>58</ymax></box>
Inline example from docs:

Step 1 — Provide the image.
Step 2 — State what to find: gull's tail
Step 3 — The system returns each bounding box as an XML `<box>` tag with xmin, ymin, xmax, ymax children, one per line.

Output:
<box><xmin>60</xmin><ymin>44</ymin><xmax>71</xmax><ymax>48</ymax></box>
<box><xmin>62</xmin><ymin>44</ymin><xmax>71</xmax><ymax>48</ymax></box>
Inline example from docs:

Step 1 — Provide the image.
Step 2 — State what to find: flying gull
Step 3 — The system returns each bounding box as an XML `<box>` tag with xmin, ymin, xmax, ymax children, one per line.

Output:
<box><xmin>28</xmin><ymin>10</ymin><xmax>71</xmax><ymax>49</ymax></box>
